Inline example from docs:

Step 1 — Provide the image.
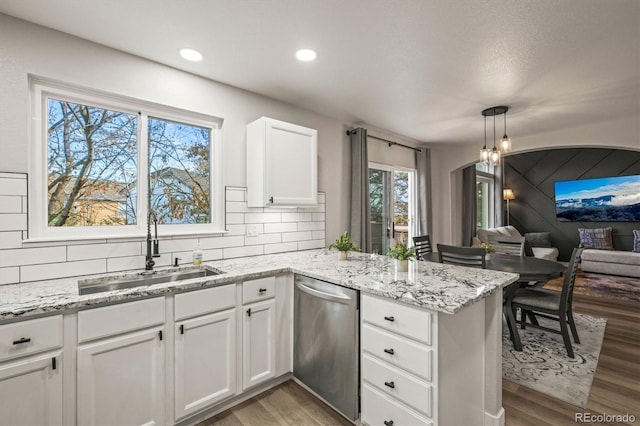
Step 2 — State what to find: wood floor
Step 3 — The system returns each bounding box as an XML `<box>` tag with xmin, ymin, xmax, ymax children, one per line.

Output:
<box><xmin>201</xmin><ymin>290</ymin><xmax>639</xmax><ymax>426</ymax></box>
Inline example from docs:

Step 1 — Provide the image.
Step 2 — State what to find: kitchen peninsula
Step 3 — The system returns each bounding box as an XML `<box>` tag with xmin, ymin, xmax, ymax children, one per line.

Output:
<box><xmin>0</xmin><ymin>249</ymin><xmax>517</xmax><ymax>425</ymax></box>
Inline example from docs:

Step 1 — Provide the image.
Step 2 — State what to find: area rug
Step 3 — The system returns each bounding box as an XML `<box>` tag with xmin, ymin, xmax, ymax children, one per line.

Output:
<box><xmin>502</xmin><ymin>313</ymin><xmax>607</xmax><ymax>408</ymax></box>
<box><xmin>543</xmin><ymin>270</ymin><xmax>640</xmax><ymax>304</ymax></box>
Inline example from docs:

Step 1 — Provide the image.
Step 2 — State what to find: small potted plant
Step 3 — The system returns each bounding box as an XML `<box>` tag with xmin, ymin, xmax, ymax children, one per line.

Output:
<box><xmin>328</xmin><ymin>231</ymin><xmax>361</xmax><ymax>260</ymax></box>
<box><xmin>480</xmin><ymin>242</ymin><xmax>495</xmax><ymax>260</ymax></box>
<box><xmin>388</xmin><ymin>239</ymin><xmax>417</xmax><ymax>272</ymax></box>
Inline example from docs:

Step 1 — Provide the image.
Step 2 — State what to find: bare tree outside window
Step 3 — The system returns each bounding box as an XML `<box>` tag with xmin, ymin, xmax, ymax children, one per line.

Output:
<box><xmin>148</xmin><ymin>118</ymin><xmax>211</xmax><ymax>224</ymax></box>
<box><xmin>47</xmin><ymin>99</ymin><xmax>138</xmax><ymax>227</ymax></box>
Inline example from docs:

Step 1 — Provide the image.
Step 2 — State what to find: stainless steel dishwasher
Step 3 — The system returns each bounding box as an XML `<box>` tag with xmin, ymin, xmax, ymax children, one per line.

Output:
<box><xmin>293</xmin><ymin>274</ymin><xmax>359</xmax><ymax>422</ymax></box>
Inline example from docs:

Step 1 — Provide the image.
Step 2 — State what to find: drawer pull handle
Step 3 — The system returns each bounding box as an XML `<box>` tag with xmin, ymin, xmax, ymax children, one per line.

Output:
<box><xmin>383</xmin><ymin>348</ymin><xmax>395</xmax><ymax>355</ymax></box>
<box><xmin>12</xmin><ymin>337</ymin><xmax>31</xmax><ymax>345</ymax></box>
<box><xmin>384</xmin><ymin>421</ymin><xmax>394</xmax><ymax>426</ymax></box>
<box><xmin>259</xmin><ymin>288</ymin><xmax>267</xmax><ymax>293</ymax></box>
<box><xmin>384</xmin><ymin>381</ymin><xmax>395</xmax><ymax>389</ymax></box>
<box><xmin>384</xmin><ymin>316</ymin><xmax>395</xmax><ymax>322</ymax></box>
<box><xmin>52</xmin><ymin>357</ymin><xmax>57</xmax><ymax>370</ymax></box>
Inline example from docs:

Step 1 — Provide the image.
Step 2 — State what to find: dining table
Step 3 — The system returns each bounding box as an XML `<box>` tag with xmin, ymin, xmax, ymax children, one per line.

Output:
<box><xmin>424</xmin><ymin>251</ymin><xmax>565</xmax><ymax>351</ymax></box>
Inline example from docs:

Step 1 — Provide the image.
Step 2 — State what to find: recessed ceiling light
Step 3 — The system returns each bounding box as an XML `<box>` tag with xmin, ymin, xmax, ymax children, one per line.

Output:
<box><xmin>296</xmin><ymin>49</ymin><xmax>317</xmax><ymax>62</ymax></box>
<box><xmin>179</xmin><ymin>48</ymin><xmax>203</xmax><ymax>62</ymax></box>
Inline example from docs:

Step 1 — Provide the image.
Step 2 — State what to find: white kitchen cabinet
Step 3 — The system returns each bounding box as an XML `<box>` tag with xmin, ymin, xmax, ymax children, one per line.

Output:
<box><xmin>77</xmin><ymin>298</ymin><xmax>166</xmax><ymax>426</ymax></box>
<box><xmin>242</xmin><ymin>298</ymin><xmax>276</xmax><ymax>389</ymax></box>
<box><xmin>174</xmin><ymin>285</ymin><xmax>237</xmax><ymax>421</ymax></box>
<box><xmin>0</xmin><ymin>351</ymin><xmax>63</xmax><ymax>426</ymax></box>
<box><xmin>246</xmin><ymin>116</ymin><xmax>318</xmax><ymax>207</ymax></box>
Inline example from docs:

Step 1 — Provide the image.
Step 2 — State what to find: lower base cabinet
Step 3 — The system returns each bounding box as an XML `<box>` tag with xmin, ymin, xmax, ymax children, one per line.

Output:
<box><xmin>77</xmin><ymin>327</ymin><xmax>165</xmax><ymax>426</ymax></box>
<box><xmin>174</xmin><ymin>308</ymin><xmax>236</xmax><ymax>421</ymax></box>
<box><xmin>0</xmin><ymin>352</ymin><xmax>63</xmax><ymax>426</ymax></box>
<box><xmin>243</xmin><ymin>298</ymin><xmax>276</xmax><ymax>390</ymax></box>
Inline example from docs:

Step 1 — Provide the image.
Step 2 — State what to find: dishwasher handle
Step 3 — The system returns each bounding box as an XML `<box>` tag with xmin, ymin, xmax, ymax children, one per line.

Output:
<box><xmin>295</xmin><ymin>282</ymin><xmax>353</xmax><ymax>305</ymax></box>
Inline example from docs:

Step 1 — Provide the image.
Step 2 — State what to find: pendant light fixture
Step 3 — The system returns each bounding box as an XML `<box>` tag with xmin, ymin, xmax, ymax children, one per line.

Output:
<box><xmin>480</xmin><ymin>106</ymin><xmax>511</xmax><ymax>166</ymax></box>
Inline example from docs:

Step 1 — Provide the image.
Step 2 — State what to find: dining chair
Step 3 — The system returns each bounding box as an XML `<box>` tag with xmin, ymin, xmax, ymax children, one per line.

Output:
<box><xmin>436</xmin><ymin>244</ymin><xmax>486</xmax><ymax>268</ymax></box>
<box><xmin>488</xmin><ymin>236</ymin><xmax>525</xmax><ymax>256</ymax></box>
<box><xmin>412</xmin><ymin>235</ymin><xmax>433</xmax><ymax>260</ymax></box>
<box><xmin>510</xmin><ymin>247</ymin><xmax>583</xmax><ymax>358</ymax></box>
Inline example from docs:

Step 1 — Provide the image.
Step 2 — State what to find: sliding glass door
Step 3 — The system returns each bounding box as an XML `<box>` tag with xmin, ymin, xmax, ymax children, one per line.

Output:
<box><xmin>369</xmin><ymin>164</ymin><xmax>416</xmax><ymax>255</ymax></box>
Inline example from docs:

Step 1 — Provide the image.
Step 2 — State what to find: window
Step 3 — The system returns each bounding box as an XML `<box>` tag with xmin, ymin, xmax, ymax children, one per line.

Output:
<box><xmin>476</xmin><ymin>165</ymin><xmax>496</xmax><ymax>229</ymax></box>
<box><xmin>30</xmin><ymin>80</ymin><xmax>224</xmax><ymax>240</ymax></box>
<box><xmin>369</xmin><ymin>163</ymin><xmax>417</xmax><ymax>255</ymax></box>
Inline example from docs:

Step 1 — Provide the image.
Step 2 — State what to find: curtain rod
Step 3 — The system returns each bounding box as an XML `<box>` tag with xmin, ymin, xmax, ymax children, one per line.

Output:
<box><xmin>346</xmin><ymin>130</ymin><xmax>422</xmax><ymax>153</ymax></box>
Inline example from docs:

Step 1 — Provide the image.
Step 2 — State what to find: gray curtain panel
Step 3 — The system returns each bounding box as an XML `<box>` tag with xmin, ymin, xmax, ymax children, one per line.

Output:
<box><xmin>462</xmin><ymin>165</ymin><xmax>477</xmax><ymax>247</ymax></box>
<box><xmin>349</xmin><ymin>128</ymin><xmax>372</xmax><ymax>253</ymax></box>
<box><xmin>415</xmin><ymin>148</ymin><xmax>432</xmax><ymax>238</ymax></box>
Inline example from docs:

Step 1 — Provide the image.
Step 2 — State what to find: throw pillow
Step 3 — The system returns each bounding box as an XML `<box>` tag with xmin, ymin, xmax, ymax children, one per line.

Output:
<box><xmin>525</xmin><ymin>232</ymin><xmax>552</xmax><ymax>248</ymax></box>
<box><xmin>578</xmin><ymin>227</ymin><xmax>614</xmax><ymax>250</ymax></box>
<box><xmin>633</xmin><ymin>229</ymin><xmax>640</xmax><ymax>253</ymax></box>
<box><xmin>523</xmin><ymin>240</ymin><xmax>535</xmax><ymax>257</ymax></box>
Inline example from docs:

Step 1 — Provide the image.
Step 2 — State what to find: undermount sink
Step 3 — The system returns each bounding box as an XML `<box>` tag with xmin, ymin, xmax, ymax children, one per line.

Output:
<box><xmin>78</xmin><ymin>266</ymin><xmax>224</xmax><ymax>295</ymax></box>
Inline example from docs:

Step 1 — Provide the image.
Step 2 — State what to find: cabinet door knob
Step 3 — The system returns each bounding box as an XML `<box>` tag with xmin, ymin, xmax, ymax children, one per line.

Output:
<box><xmin>384</xmin><ymin>348</ymin><xmax>395</xmax><ymax>355</ymax></box>
<box><xmin>384</xmin><ymin>421</ymin><xmax>394</xmax><ymax>426</ymax></box>
<box><xmin>179</xmin><ymin>324</ymin><xmax>184</xmax><ymax>335</ymax></box>
<box><xmin>384</xmin><ymin>316</ymin><xmax>395</xmax><ymax>322</ymax></box>
<box><xmin>269</xmin><ymin>196</ymin><xmax>274</xmax><ymax>203</ymax></box>
<box><xmin>12</xmin><ymin>337</ymin><xmax>31</xmax><ymax>345</ymax></box>
<box><xmin>247</xmin><ymin>308</ymin><xmax>252</xmax><ymax>317</ymax></box>
<box><xmin>384</xmin><ymin>381</ymin><xmax>395</xmax><ymax>389</ymax></box>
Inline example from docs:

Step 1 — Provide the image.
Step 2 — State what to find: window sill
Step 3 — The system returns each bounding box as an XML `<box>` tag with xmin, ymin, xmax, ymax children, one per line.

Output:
<box><xmin>22</xmin><ymin>228</ymin><xmax>229</xmax><ymax>245</ymax></box>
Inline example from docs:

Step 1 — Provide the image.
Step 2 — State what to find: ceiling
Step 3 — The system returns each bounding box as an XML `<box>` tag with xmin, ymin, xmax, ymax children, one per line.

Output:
<box><xmin>0</xmin><ymin>0</ymin><xmax>638</xmax><ymax>145</ymax></box>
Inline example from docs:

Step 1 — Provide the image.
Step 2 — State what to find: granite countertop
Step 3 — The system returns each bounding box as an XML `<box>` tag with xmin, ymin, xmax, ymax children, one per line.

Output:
<box><xmin>0</xmin><ymin>249</ymin><xmax>518</xmax><ymax>321</ymax></box>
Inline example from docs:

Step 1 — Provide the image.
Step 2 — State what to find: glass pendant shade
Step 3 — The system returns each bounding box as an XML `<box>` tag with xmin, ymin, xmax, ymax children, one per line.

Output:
<box><xmin>480</xmin><ymin>147</ymin><xmax>491</xmax><ymax>164</ymax></box>
<box><xmin>489</xmin><ymin>147</ymin><xmax>501</xmax><ymax>165</ymax></box>
<box><xmin>499</xmin><ymin>134</ymin><xmax>511</xmax><ymax>152</ymax></box>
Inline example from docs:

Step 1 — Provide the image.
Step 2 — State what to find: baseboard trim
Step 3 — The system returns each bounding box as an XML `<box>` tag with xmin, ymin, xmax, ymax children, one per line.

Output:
<box><xmin>176</xmin><ymin>373</ymin><xmax>292</xmax><ymax>426</ymax></box>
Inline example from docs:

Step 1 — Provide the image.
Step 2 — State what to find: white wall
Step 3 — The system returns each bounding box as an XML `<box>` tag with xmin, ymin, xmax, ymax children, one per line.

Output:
<box><xmin>0</xmin><ymin>14</ymin><xmax>351</xmax><ymax>269</ymax></box>
<box><xmin>429</xmin><ymin>115</ymin><xmax>640</xmax><ymax>246</ymax></box>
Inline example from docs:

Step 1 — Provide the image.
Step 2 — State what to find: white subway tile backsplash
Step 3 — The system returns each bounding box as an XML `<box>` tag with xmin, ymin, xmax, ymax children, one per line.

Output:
<box><xmin>0</xmin><ymin>196</ymin><xmax>22</xmax><ymax>213</ymax></box>
<box><xmin>0</xmin><ymin>214</ymin><xmax>27</xmax><ymax>231</ymax></box>
<box><xmin>21</xmin><ymin>259</ymin><xmax>106</xmax><ymax>282</ymax></box>
<box><xmin>298</xmin><ymin>239</ymin><xmax>326</xmax><ymax>250</ymax></box>
<box><xmin>0</xmin><ymin>177</ymin><xmax>27</xmax><ymax>196</ymax></box>
<box><xmin>0</xmin><ymin>184</ymin><xmax>325</xmax><ymax>284</ymax></box>
<box><xmin>0</xmin><ymin>246</ymin><xmax>67</xmax><ymax>267</ymax></box>
<box><xmin>264</xmin><ymin>242</ymin><xmax>298</xmax><ymax>254</ymax></box>
<box><xmin>297</xmin><ymin>221</ymin><xmax>325</xmax><ymax>232</ymax></box>
<box><xmin>244</xmin><ymin>233</ymin><xmax>281</xmax><ymax>246</ymax></box>
<box><xmin>0</xmin><ymin>231</ymin><xmax>23</xmax><ymax>249</ymax></box>
<box><xmin>68</xmin><ymin>242</ymin><xmax>142</xmax><ymax>261</ymax></box>
<box><xmin>245</xmin><ymin>212</ymin><xmax>282</xmax><ymax>224</ymax></box>
<box><xmin>282</xmin><ymin>231</ymin><xmax>312</xmax><ymax>242</ymax></box>
<box><xmin>223</xmin><ymin>245</ymin><xmax>263</xmax><ymax>259</ymax></box>
<box><xmin>263</xmin><ymin>222</ymin><xmax>297</xmax><ymax>233</ymax></box>
<box><xmin>225</xmin><ymin>188</ymin><xmax>246</xmax><ymax>202</ymax></box>
<box><xmin>0</xmin><ymin>267</ymin><xmax>19</xmax><ymax>285</ymax></box>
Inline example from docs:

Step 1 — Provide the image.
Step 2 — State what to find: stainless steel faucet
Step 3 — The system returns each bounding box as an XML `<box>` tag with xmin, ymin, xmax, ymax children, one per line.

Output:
<box><xmin>145</xmin><ymin>210</ymin><xmax>160</xmax><ymax>271</ymax></box>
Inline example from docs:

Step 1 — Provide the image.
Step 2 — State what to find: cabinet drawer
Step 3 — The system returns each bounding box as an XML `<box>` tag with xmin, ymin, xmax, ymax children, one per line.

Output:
<box><xmin>362</xmin><ymin>353</ymin><xmax>432</xmax><ymax>418</ymax></box>
<box><xmin>0</xmin><ymin>315</ymin><xmax>62</xmax><ymax>362</ymax></box>
<box><xmin>78</xmin><ymin>297</ymin><xmax>165</xmax><ymax>343</ymax></box>
<box><xmin>362</xmin><ymin>383</ymin><xmax>432</xmax><ymax>426</ymax></box>
<box><xmin>361</xmin><ymin>293</ymin><xmax>432</xmax><ymax>345</ymax></box>
<box><xmin>242</xmin><ymin>276</ymin><xmax>275</xmax><ymax>304</ymax></box>
<box><xmin>362</xmin><ymin>323</ymin><xmax>432</xmax><ymax>382</ymax></box>
<box><xmin>175</xmin><ymin>285</ymin><xmax>235</xmax><ymax>321</ymax></box>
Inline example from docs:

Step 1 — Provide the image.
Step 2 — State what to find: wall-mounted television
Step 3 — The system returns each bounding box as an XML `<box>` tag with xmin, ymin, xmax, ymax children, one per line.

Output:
<box><xmin>554</xmin><ymin>175</ymin><xmax>640</xmax><ymax>222</ymax></box>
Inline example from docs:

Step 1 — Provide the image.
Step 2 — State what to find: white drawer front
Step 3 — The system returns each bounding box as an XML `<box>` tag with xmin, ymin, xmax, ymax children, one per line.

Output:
<box><xmin>0</xmin><ymin>315</ymin><xmax>62</xmax><ymax>362</ymax></box>
<box><xmin>78</xmin><ymin>297</ymin><xmax>165</xmax><ymax>342</ymax></box>
<box><xmin>362</xmin><ymin>353</ymin><xmax>432</xmax><ymax>418</ymax></box>
<box><xmin>361</xmin><ymin>293</ymin><xmax>432</xmax><ymax>345</ymax></box>
<box><xmin>175</xmin><ymin>284</ymin><xmax>235</xmax><ymax>321</ymax></box>
<box><xmin>362</xmin><ymin>383</ymin><xmax>432</xmax><ymax>426</ymax></box>
<box><xmin>242</xmin><ymin>276</ymin><xmax>275</xmax><ymax>304</ymax></box>
<box><xmin>362</xmin><ymin>323</ymin><xmax>432</xmax><ymax>382</ymax></box>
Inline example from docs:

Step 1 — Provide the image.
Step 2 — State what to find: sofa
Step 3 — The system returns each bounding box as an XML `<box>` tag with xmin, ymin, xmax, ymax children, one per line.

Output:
<box><xmin>476</xmin><ymin>226</ymin><xmax>559</xmax><ymax>261</ymax></box>
<box><xmin>580</xmin><ymin>250</ymin><xmax>640</xmax><ymax>278</ymax></box>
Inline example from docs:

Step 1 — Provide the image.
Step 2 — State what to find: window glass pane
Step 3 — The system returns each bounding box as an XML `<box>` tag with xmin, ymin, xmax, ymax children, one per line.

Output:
<box><xmin>148</xmin><ymin>117</ymin><xmax>211</xmax><ymax>224</ymax></box>
<box><xmin>393</xmin><ymin>171</ymin><xmax>409</xmax><ymax>243</ymax></box>
<box><xmin>47</xmin><ymin>99</ymin><xmax>138</xmax><ymax>227</ymax></box>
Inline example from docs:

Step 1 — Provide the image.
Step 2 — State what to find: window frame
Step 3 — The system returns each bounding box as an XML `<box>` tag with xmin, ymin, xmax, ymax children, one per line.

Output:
<box><xmin>29</xmin><ymin>79</ymin><xmax>225</xmax><ymax>242</ymax></box>
<box><xmin>476</xmin><ymin>169</ymin><xmax>496</xmax><ymax>229</ymax></box>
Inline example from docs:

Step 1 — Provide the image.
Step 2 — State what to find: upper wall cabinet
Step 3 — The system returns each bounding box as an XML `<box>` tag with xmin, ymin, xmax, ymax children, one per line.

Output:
<box><xmin>247</xmin><ymin>117</ymin><xmax>318</xmax><ymax>207</ymax></box>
